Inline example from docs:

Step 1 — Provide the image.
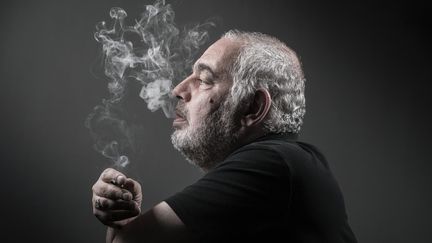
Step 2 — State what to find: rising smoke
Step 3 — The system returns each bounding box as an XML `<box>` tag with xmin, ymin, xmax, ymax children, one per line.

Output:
<box><xmin>86</xmin><ymin>0</ymin><xmax>213</xmax><ymax>168</ymax></box>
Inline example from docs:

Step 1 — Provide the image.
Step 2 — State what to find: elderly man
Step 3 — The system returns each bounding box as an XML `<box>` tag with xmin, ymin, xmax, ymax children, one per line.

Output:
<box><xmin>92</xmin><ymin>30</ymin><xmax>357</xmax><ymax>243</ymax></box>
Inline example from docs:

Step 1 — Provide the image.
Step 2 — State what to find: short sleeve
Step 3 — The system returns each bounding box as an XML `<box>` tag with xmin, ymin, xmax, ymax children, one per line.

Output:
<box><xmin>164</xmin><ymin>144</ymin><xmax>292</xmax><ymax>242</ymax></box>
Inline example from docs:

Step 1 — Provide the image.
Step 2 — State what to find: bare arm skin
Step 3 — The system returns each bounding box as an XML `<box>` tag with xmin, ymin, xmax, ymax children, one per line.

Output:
<box><xmin>109</xmin><ymin>201</ymin><xmax>191</xmax><ymax>243</ymax></box>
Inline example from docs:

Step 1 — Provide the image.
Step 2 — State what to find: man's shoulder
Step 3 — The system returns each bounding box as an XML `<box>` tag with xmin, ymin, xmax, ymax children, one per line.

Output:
<box><xmin>230</xmin><ymin>133</ymin><xmax>314</xmax><ymax>160</ymax></box>
<box><xmin>207</xmin><ymin>134</ymin><xmax>291</xmax><ymax>175</ymax></box>
<box><xmin>221</xmin><ymin>133</ymin><xmax>329</xmax><ymax>174</ymax></box>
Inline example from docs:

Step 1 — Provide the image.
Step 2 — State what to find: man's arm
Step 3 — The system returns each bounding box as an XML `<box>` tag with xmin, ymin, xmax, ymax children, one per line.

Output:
<box><xmin>109</xmin><ymin>201</ymin><xmax>192</xmax><ymax>243</ymax></box>
<box><xmin>92</xmin><ymin>168</ymin><xmax>193</xmax><ymax>243</ymax></box>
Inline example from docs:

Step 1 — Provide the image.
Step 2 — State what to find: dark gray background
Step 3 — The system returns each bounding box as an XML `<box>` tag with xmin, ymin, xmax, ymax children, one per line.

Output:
<box><xmin>1</xmin><ymin>0</ymin><xmax>430</xmax><ymax>242</ymax></box>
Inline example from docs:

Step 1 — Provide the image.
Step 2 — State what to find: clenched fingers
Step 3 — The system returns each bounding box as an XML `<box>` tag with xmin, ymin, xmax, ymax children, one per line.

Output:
<box><xmin>92</xmin><ymin>180</ymin><xmax>133</xmax><ymax>201</ymax></box>
<box><xmin>93</xmin><ymin>195</ymin><xmax>139</xmax><ymax>211</ymax></box>
<box><xmin>122</xmin><ymin>178</ymin><xmax>142</xmax><ymax>201</ymax></box>
<box><xmin>92</xmin><ymin>195</ymin><xmax>141</xmax><ymax>228</ymax></box>
<box><xmin>92</xmin><ymin>168</ymin><xmax>143</xmax><ymax>228</ymax></box>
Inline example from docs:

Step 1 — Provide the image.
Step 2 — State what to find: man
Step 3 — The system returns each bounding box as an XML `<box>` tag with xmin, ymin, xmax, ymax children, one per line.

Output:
<box><xmin>92</xmin><ymin>30</ymin><xmax>357</xmax><ymax>243</ymax></box>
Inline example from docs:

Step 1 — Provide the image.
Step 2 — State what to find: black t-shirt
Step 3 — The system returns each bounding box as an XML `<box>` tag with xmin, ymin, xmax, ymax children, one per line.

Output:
<box><xmin>165</xmin><ymin>133</ymin><xmax>357</xmax><ymax>242</ymax></box>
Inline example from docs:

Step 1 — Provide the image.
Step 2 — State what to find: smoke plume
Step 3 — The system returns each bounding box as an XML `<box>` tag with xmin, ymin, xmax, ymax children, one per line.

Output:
<box><xmin>86</xmin><ymin>0</ymin><xmax>212</xmax><ymax>168</ymax></box>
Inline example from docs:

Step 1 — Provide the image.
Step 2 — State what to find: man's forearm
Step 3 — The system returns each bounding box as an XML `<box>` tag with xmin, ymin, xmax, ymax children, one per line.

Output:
<box><xmin>105</xmin><ymin>218</ymin><xmax>140</xmax><ymax>243</ymax></box>
<box><xmin>106</xmin><ymin>227</ymin><xmax>116</xmax><ymax>243</ymax></box>
<box><xmin>103</xmin><ymin>202</ymin><xmax>191</xmax><ymax>243</ymax></box>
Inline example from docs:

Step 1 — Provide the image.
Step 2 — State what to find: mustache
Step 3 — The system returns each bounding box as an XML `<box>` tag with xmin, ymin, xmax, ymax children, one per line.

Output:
<box><xmin>175</xmin><ymin>102</ymin><xmax>188</xmax><ymax>119</ymax></box>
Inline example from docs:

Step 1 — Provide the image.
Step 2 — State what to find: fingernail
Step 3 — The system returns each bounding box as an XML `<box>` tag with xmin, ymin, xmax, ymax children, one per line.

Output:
<box><xmin>117</xmin><ymin>176</ymin><xmax>126</xmax><ymax>186</ymax></box>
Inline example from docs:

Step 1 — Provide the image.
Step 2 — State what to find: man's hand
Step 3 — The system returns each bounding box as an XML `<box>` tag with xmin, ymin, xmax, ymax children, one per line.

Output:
<box><xmin>92</xmin><ymin>168</ymin><xmax>142</xmax><ymax>229</ymax></box>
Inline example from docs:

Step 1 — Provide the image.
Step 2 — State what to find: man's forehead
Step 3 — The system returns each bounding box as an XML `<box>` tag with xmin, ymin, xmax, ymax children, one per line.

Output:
<box><xmin>193</xmin><ymin>38</ymin><xmax>241</xmax><ymax>74</ymax></box>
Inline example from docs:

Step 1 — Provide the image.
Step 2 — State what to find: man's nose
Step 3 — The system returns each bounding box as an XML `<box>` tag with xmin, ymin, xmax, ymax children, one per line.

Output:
<box><xmin>172</xmin><ymin>77</ymin><xmax>191</xmax><ymax>102</ymax></box>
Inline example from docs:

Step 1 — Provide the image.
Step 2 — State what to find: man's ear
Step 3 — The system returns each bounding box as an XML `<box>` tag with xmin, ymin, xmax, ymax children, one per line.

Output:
<box><xmin>241</xmin><ymin>88</ymin><xmax>272</xmax><ymax>127</ymax></box>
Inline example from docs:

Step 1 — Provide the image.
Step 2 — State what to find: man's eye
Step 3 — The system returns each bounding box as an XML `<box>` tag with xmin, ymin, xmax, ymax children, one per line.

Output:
<box><xmin>199</xmin><ymin>79</ymin><xmax>210</xmax><ymax>85</ymax></box>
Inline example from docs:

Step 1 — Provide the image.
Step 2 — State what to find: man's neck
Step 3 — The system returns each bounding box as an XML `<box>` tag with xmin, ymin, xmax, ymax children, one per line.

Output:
<box><xmin>222</xmin><ymin>126</ymin><xmax>267</xmax><ymax>162</ymax></box>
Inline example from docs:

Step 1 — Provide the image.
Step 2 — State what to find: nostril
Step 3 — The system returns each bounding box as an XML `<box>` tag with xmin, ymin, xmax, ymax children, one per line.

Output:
<box><xmin>176</xmin><ymin>95</ymin><xmax>183</xmax><ymax>100</ymax></box>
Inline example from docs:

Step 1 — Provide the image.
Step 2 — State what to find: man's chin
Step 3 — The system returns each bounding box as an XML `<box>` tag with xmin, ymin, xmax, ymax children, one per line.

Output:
<box><xmin>170</xmin><ymin>101</ymin><xmax>242</xmax><ymax>171</ymax></box>
<box><xmin>170</xmin><ymin>129</ymin><xmax>188</xmax><ymax>149</ymax></box>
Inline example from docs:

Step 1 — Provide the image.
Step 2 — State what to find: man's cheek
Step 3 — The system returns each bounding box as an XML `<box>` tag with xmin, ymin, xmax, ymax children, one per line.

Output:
<box><xmin>194</xmin><ymin>98</ymin><xmax>213</xmax><ymax>113</ymax></box>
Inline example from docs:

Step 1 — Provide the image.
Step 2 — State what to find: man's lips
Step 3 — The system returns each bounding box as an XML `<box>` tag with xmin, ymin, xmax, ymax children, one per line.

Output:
<box><xmin>174</xmin><ymin>115</ymin><xmax>186</xmax><ymax>121</ymax></box>
<box><xmin>173</xmin><ymin>112</ymin><xmax>187</xmax><ymax>127</ymax></box>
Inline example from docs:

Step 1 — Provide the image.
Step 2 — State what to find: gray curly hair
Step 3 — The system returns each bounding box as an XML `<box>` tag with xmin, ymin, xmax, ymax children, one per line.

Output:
<box><xmin>223</xmin><ymin>30</ymin><xmax>306</xmax><ymax>134</ymax></box>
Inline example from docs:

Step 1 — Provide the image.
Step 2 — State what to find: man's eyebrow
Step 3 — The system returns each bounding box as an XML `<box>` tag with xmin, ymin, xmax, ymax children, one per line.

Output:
<box><xmin>193</xmin><ymin>63</ymin><xmax>218</xmax><ymax>78</ymax></box>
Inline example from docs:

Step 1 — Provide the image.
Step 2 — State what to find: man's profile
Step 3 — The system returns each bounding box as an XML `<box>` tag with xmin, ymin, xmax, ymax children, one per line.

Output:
<box><xmin>91</xmin><ymin>30</ymin><xmax>357</xmax><ymax>243</ymax></box>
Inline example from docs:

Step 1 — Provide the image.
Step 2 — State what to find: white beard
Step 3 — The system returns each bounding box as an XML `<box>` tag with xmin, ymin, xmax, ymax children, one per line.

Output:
<box><xmin>171</xmin><ymin>97</ymin><xmax>243</xmax><ymax>170</ymax></box>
